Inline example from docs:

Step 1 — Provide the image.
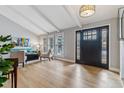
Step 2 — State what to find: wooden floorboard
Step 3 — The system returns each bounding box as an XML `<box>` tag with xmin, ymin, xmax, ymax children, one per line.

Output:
<box><xmin>3</xmin><ymin>60</ymin><xmax>123</xmax><ymax>88</ymax></box>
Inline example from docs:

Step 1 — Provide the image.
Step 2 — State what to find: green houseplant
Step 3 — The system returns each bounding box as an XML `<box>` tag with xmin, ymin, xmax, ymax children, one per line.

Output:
<box><xmin>0</xmin><ymin>35</ymin><xmax>14</xmax><ymax>87</ymax></box>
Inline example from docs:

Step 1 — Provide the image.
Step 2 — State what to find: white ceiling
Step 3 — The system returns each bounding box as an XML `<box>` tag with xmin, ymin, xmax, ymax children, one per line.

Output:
<box><xmin>0</xmin><ymin>5</ymin><xmax>123</xmax><ymax>35</ymax></box>
<box><xmin>71</xmin><ymin>5</ymin><xmax>124</xmax><ymax>24</ymax></box>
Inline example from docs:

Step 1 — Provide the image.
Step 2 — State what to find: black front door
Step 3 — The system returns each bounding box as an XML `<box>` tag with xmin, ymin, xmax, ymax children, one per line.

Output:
<box><xmin>80</xmin><ymin>28</ymin><xmax>102</xmax><ymax>67</ymax></box>
<box><xmin>76</xmin><ymin>26</ymin><xmax>109</xmax><ymax>69</ymax></box>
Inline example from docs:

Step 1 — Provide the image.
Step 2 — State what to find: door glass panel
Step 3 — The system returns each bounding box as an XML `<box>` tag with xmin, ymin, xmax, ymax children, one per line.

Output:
<box><xmin>91</xmin><ymin>30</ymin><xmax>97</xmax><ymax>40</ymax></box>
<box><xmin>92</xmin><ymin>34</ymin><xmax>97</xmax><ymax>40</ymax></box>
<box><xmin>83</xmin><ymin>32</ymin><xmax>86</xmax><ymax>35</ymax></box>
<box><xmin>92</xmin><ymin>30</ymin><xmax>97</xmax><ymax>34</ymax></box>
<box><xmin>101</xmin><ymin>28</ymin><xmax>107</xmax><ymax>64</ymax></box>
<box><xmin>83</xmin><ymin>36</ymin><xmax>86</xmax><ymax>40</ymax></box>
<box><xmin>88</xmin><ymin>35</ymin><xmax>92</xmax><ymax>40</ymax></box>
<box><xmin>77</xmin><ymin>32</ymin><xmax>80</xmax><ymax>60</ymax></box>
<box><xmin>88</xmin><ymin>31</ymin><xmax>92</xmax><ymax>35</ymax></box>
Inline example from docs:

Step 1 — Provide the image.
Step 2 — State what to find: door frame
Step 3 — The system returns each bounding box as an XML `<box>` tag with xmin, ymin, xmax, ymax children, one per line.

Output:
<box><xmin>75</xmin><ymin>25</ymin><xmax>109</xmax><ymax>69</ymax></box>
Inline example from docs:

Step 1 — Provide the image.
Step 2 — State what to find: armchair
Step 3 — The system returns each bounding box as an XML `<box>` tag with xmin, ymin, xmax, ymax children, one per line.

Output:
<box><xmin>40</xmin><ymin>49</ymin><xmax>53</xmax><ymax>61</ymax></box>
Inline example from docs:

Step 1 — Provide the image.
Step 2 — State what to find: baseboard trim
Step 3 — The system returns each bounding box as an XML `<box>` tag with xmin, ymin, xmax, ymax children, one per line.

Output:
<box><xmin>56</xmin><ymin>58</ymin><xmax>75</xmax><ymax>63</ymax></box>
<box><xmin>109</xmin><ymin>67</ymin><xmax>120</xmax><ymax>73</ymax></box>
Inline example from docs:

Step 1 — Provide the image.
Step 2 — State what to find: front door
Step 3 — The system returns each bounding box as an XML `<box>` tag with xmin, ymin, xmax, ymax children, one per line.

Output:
<box><xmin>77</xmin><ymin>26</ymin><xmax>109</xmax><ymax>69</ymax></box>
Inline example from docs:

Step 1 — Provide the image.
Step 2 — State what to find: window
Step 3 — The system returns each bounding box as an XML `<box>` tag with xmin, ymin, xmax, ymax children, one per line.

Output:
<box><xmin>42</xmin><ymin>33</ymin><xmax>64</xmax><ymax>56</ymax></box>
<box><xmin>55</xmin><ymin>33</ymin><xmax>64</xmax><ymax>56</ymax></box>
<box><xmin>101</xmin><ymin>28</ymin><xmax>107</xmax><ymax>64</ymax></box>
<box><xmin>43</xmin><ymin>38</ymin><xmax>48</xmax><ymax>53</ymax></box>
<box><xmin>48</xmin><ymin>35</ymin><xmax>54</xmax><ymax>50</ymax></box>
<box><xmin>76</xmin><ymin>32</ymin><xmax>80</xmax><ymax>60</ymax></box>
<box><xmin>49</xmin><ymin>38</ymin><xmax>54</xmax><ymax>49</ymax></box>
<box><xmin>83</xmin><ymin>30</ymin><xmax>97</xmax><ymax>40</ymax></box>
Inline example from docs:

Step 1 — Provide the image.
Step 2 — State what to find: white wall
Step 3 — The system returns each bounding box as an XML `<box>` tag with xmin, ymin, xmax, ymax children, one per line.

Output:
<box><xmin>60</xmin><ymin>27</ymin><xmax>79</xmax><ymax>61</ymax></box>
<box><xmin>120</xmin><ymin>40</ymin><xmax>124</xmax><ymax>78</ymax></box>
<box><xmin>0</xmin><ymin>14</ymin><xmax>39</xmax><ymax>44</ymax></box>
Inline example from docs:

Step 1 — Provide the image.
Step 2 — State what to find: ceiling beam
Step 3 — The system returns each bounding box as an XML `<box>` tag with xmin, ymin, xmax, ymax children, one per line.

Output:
<box><xmin>63</xmin><ymin>5</ymin><xmax>82</xmax><ymax>28</ymax></box>
<box><xmin>7</xmin><ymin>6</ymin><xmax>49</xmax><ymax>34</ymax></box>
<box><xmin>30</xmin><ymin>6</ymin><xmax>60</xmax><ymax>32</ymax></box>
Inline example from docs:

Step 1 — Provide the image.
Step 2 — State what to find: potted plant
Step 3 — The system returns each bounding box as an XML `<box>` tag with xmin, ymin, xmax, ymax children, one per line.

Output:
<box><xmin>0</xmin><ymin>35</ymin><xmax>14</xmax><ymax>87</ymax></box>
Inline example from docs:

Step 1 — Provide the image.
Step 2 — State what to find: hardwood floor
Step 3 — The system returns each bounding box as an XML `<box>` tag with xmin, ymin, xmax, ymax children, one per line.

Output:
<box><xmin>3</xmin><ymin>60</ymin><xmax>123</xmax><ymax>88</ymax></box>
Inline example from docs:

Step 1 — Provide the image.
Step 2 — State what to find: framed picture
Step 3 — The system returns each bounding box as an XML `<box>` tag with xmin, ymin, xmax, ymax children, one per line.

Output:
<box><xmin>12</xmin><ymin>37</ymin><xmax>30</xmax><ymax>47</ymax></box>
